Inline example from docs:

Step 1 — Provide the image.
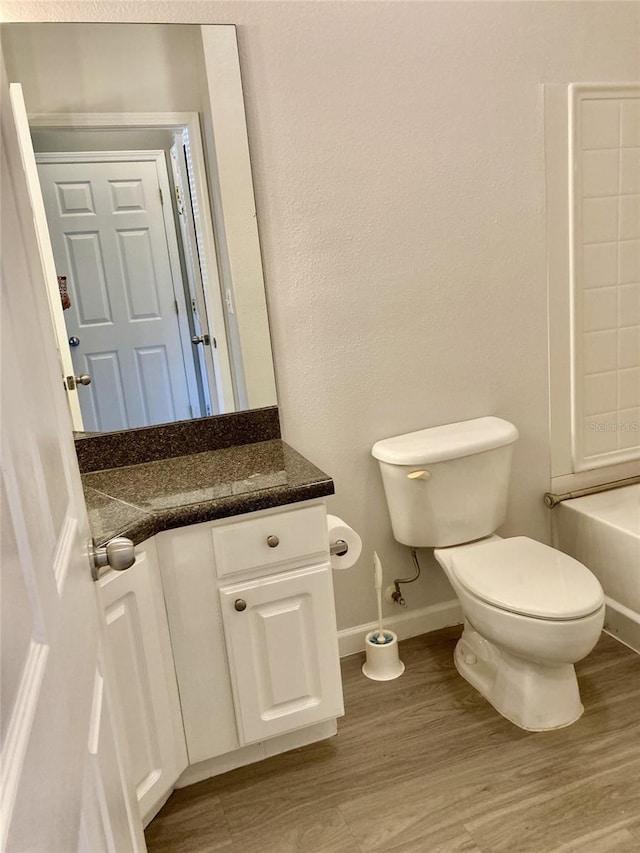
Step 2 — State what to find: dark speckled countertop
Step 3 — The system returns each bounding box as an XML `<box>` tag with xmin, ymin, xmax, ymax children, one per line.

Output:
<box><xmin>83</xmin><ymin>439</ymin><xmax>334</xmax><ymax>546</ymax></box>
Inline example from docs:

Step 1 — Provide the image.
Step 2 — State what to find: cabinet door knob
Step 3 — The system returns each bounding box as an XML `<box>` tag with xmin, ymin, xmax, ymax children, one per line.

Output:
<box><xmin>234</xmin><ymin>599</ymin><xmax>247</xmax><ymax>612</ymax></box>
<box><xmin>266</xmin><ymin>534</ymin><xmax>280</xmax><ymax>548</ymax></box>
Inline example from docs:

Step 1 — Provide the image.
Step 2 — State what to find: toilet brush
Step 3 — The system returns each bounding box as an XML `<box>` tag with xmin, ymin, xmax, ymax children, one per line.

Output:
<box><xmin>362</xmin><ymin>552</ymin><xmax>405</xmax><ymax>680</ymax></box>
<box><xmin>372</xmin><ymin>551</ymin><xmax>390</xmax><ymax>644</ymax></box>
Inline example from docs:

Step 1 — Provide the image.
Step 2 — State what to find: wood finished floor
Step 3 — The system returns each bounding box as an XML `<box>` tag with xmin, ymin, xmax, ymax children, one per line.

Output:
<box><xmin>145</xmin><ymin>628</ymin><xmax>640</xmax><ymax>853</ymax></box>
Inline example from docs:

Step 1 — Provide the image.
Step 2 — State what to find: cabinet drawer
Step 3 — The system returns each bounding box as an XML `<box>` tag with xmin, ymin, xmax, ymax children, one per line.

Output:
<box><xmin>212</xmin><ymin>504</ymin><xmax>328</xmax><ymax>577</ymax></box>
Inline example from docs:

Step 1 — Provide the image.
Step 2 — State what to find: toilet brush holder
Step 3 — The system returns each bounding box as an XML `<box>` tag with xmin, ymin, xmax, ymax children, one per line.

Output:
<box><xmin>362</xmin><ymin>630</ymin><xmax>405</xmax><ymax>681</ymax></box>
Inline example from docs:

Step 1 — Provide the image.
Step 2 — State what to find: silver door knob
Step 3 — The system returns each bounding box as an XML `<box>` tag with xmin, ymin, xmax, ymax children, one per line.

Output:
<box><xmin>90</xmin><ymin>536</ymin><xmax>136</xmax><ymax>581</ymax></box>
<box><xmin>66</xmin><ymin>374</ymin><xmax>91</xmax><ymax>390</ymax></box>
<box><xmin>234</xmin><ymin>599</ymin><xmax>247</xmax><ymax>612</ymax></box>
<box><xmin>191</xmin><ymin>334</ymin><xmax>211</xmax><ymax>346</ymax></box>
<box><xmin>266</xmin><ymin>535</ymin><xmax>279</xmax><ymax>548</ymax></box>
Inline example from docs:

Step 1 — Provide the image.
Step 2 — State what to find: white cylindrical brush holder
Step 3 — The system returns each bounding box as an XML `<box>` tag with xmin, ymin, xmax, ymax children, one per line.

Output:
<box><xmin>362</xmin><ymin>630</ymin><xmax>405</xmax><ymax>681</ymax></box>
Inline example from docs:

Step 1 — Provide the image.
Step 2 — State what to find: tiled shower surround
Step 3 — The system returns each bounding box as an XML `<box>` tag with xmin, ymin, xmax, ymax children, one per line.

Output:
<box><xmin>571</xmin><ymin>85</ymin><xmax>640</xmax><ymax>469</ymax></box>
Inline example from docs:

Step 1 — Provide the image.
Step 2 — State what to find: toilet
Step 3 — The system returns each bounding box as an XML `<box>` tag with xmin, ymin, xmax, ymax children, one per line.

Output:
<box><xmin>372</xmin><ymin>416</ymin><xmax>605</xmax><ymax>731</ymax></box>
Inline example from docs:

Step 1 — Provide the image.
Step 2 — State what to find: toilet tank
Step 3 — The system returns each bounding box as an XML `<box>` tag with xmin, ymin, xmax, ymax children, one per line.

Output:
<box><xmin>372</xmin><ymin>417</ymin><xmax>519</xmax><ymax>548</ymax></box>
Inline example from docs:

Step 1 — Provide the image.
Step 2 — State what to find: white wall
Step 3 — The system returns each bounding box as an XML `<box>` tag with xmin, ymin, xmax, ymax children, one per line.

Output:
<box><xmin>1</xmin><ymin>23</ymin><xmax>203</xmax><ymax>113</ymax></box>
<box><xmin>3</xmin><ymin>2</ymin><xmax>639</xmax><ymax>631</ymax></box>
<box><xmin>30</xmin><ymin>128</ymin><xmax>175</xmax><ymax>153</ymax></box>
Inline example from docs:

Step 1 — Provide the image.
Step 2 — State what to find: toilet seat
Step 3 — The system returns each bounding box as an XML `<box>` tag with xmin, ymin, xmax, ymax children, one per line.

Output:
<box><xmin>450</xmin><ymin>536</ymin><xmax>604</xmax><ymax>620</ymax></box>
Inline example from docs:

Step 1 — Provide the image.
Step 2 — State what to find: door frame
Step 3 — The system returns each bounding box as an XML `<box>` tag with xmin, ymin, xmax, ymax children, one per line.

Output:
<box><xmin>169</xmin><ymin>139</ymin><xmax>217</xmax><ymax>416</ymax></box>
<box><xmin>9</xmin><ymin>86</ymin><xmax>85</xmax><ymax>430</ymax></box>
<box><xmin>28</xmin><ymin>111</ymin><xmax>235</xmax><ymax>416</ymax></box>
<box><xmin>36</xmin><ymin>148</ymin><xmax>205</xmax><ymax>423</ymax></box>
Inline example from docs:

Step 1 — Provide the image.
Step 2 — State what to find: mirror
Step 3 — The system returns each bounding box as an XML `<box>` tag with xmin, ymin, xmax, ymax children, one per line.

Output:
<box><xmin>1</xmin><ymin>23</ymin><xmax>277</xmax><ymax>433</ymax></box>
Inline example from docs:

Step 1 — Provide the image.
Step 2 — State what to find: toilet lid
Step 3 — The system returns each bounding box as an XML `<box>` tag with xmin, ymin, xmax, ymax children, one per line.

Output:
<box><xmin>451</xmin><ymin>537</ymin><xmax>604</xmax><ymax>620</ymax></box>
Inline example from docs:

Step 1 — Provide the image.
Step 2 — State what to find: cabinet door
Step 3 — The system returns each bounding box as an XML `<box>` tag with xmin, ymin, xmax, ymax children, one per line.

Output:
<box><xmin>157</xmin><ymin>523</ymin><xmax>239</xmax><ymax>764</ymax></box>
<box><xmin>97</xmin><ymin>538</ymin><xmax>188</xmax><ymax>825</ymax></box>
<box><xmin>220</xmin><ymin>563</ymin><xmax>344</xmax><ymax>745</ymax></box>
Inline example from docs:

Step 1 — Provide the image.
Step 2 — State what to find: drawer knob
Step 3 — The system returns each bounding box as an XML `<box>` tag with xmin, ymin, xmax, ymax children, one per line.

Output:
<box><xmin>266</xmin><ymin>534</ymin><xmax>280</xmax><ymax>548</ymax></box>
<box><xmin>234</xmin><ymin>599</ymin><xmax>247</xmax><ymax>612</ymax></box>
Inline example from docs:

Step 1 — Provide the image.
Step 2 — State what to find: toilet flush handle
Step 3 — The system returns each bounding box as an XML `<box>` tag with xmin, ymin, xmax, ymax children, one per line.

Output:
<box><xmin>407</xmin><ymin>470</ymin><xmax>431</xmax><ymax>481</ymax></box>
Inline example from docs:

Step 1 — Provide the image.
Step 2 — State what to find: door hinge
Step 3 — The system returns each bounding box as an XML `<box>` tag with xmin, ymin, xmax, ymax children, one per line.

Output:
<box><xmin>159</xmin><ymin>187</ymin><xmax>164</xmax><ymax>205</ymax></box>
<box><xmin>175</xmin><ymin>184</ymin><xmax>184</xmax><ymax>214</ymax></box>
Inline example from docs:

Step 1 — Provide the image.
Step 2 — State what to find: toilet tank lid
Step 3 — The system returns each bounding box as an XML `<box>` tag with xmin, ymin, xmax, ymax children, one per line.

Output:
<box><xmin>371</xmin><ymin>417</ymin><xmax>519</xmax><ymax>465</ymax></box>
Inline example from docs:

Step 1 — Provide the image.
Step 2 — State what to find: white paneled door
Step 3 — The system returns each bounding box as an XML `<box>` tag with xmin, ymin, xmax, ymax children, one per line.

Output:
<box><xmin>1</xmin><ymin>81</ymin><xmax>144</xmax><ymax>851</ymax></box>
<box><xmin>37</xmin><ymin>153</ymin><xmax>199</xmax><ymax>432</ymax></box>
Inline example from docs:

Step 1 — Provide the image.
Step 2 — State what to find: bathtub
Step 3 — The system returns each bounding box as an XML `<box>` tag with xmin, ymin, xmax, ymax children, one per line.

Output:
<box><xmin>553</xmin><ymin>484</ymin><xmax>640</xmax><ymax>653</ymax></box>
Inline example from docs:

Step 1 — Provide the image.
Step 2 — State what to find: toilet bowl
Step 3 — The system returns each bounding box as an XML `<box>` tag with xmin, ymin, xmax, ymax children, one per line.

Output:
<box><xmin>434</xmin><ymin>536</ymin><xmax>604</xmax><ymax>730</ymax></box>
<box><xmin>372</xmin><ymin>417</ymin><xmax>605</xmax><ymax>731</ymax></box>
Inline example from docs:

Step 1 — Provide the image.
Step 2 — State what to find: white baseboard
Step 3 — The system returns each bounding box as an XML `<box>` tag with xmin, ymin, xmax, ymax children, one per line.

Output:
<box><xmin>338</xmin><ymin>599</ymin><xmax>463</xmax><ymax>658</ymax></box>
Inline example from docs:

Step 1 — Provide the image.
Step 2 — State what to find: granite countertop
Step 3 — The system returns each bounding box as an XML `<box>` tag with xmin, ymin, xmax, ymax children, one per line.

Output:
<box><xmin>83</xmin><ymin>439</ymin><xmax>334</xmax><ymax>546</ymax></box>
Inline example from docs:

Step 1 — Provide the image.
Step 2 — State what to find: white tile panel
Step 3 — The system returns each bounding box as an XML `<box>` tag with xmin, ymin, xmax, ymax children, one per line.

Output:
<box><xmin>582</xmin><ymin>243</ymin><xmax>618</xmax><ymax>288</ymax></box>
<box><xmin>582</xmin><ymin>197</ymin><xmax>618</xmax><ymax>244</ymax></box>
<box><xmin>582</xmin><ymin>149</ymin><xmax>619</xmax><ymax>197</ymax></box>
<box><xmin>618</xmin><ymin>367</ymin><xmax>640</xmax><ymax>409</ymax></box>
<box><xmin>583</xmin><ymin>412</ymin><xmax>618</xmax><ymax>456</ymax></box>
<box><xmin>619</xmin><ymin>195</ymin><xmax>640</xmax><ymax>240</ymax></box>
<box><xmin>621</xmin><ymin>100</ymin><xmax>640</xmax><ymax>147</ymax></box>
<box><xmin>618</xmin><ymin>283</ymin><xmax>640</xmax><ymax>327</ymax></box>
<box><xmin>584</xmin><ymin>372</ymin><xmax>617</xmax><ymax>415</ymax></box>
<box><xmin>583</xmin><ymin>287</ymin><xmax>618</xmax><ymax>332</ymax></box>
<box><xmin>581</xmin><ymin>99</ymin><xmax>620</xmax><ymax>149</ymax></box>
<box><xmin>617</xmin><ymin>408</ymin><xmax>640</xmax><ymax>447</ymax></box>
<box><xmin>618</xmin><ymin>326</ymin><xmax>640</xmax><ymax>369</ymax></box>
<box><xmin>583</xmin><ymin>330</ymin><xmax>618</xmax><ymax>374</ymax></box>
<box><xmin>618</xmin><ymin>240</ymin><xmax>640</xmax><ymax>284</ymax></box>
<box><xmin>620</xmin><ymin>148</ymin><xmax>640</xmax><ymax>195</ymax></box>
<box><xmin>571</xmin><ymin>85</ymin><xmax>640</xmax><ymax>469</ymax></box>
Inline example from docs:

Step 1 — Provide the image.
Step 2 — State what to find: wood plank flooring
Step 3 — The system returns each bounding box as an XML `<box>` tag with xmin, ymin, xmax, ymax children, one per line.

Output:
<box><xmin>145</xmin><ymin>628</ymin><xmax>640</xmax><ymax>853</ymax></box>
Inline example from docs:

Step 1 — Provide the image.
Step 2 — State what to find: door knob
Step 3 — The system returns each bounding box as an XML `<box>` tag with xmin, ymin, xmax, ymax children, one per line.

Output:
<box><xmin>66</xmin><ymin>374</ymin><xmax>91</xmax><ymax>390</ymax></box>
<box><xmin>266</xmin><ymin>535</ymin><xmax>280</xmax><ymax>548</ymax></box>
<box><xmin>90</xmin><ymin>537</ymin><xmax>136</xmax><ymax>581</ymax></box>
<box><xmin>191</xmin><ymin>334</ymin><xmax>211</xmax><ymax>346</ymax></box>
<box><xmin>234</xmin><ymin>599</ymin><xmax>247</xmax><ymax>612</ymax></box>
<box><xmin>68</xmin><ymin>336</ymin><xmax>80</xmax><ymax>347</ymax></box>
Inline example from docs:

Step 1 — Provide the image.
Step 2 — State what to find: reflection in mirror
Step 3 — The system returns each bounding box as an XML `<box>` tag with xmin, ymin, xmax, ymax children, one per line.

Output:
<box><xmin>2</xmin><ymin>23</ymin><xmax>277</xmax><ymax>433</ymax></box>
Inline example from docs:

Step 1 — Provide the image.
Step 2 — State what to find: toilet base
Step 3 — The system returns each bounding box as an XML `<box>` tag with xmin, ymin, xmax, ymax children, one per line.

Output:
<box><xmin>454</xmin><ymin>627</ymin><xmax>584</xmax><ymax>731</ymax></box>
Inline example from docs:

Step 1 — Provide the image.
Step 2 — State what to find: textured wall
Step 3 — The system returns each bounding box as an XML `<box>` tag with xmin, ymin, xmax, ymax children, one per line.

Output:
<box><xmin>3</xmin><ymin>2</ymin><xmax>639</xmax><ymax>630</ymax></box>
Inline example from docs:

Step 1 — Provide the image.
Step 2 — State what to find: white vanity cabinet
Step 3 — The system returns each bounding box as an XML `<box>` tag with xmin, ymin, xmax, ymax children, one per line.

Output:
<box><xmin>96</xmin><ymin>538</ymin><xmax>188</xmax><ymax>825</ymax></box>
<box><xmin>156</xmin><ymin>500</ymin><xmax>344</xmax><ymax>766</ymax></box>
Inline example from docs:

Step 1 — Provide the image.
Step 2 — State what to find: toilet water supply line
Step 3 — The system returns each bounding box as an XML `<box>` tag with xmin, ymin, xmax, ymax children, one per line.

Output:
<box><xmin>389</xmin><ymin>548</ymin><xmax>422</xmax><ymax>607</ymax></box>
